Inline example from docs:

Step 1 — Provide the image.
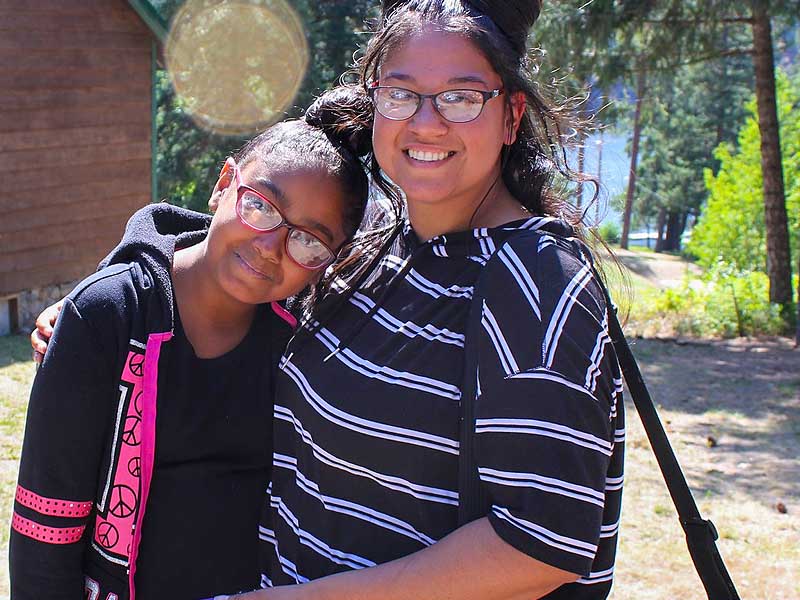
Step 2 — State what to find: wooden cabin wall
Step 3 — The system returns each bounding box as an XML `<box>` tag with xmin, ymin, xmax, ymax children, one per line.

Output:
<box><xmin>0</xmin><ymin>0</ymin><xmax>153</xmax><ymax>296</ymax></box>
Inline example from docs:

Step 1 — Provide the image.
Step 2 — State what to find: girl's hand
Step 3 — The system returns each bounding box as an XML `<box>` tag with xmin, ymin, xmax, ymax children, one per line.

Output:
<box><xmin>31</xmin><ymin>299</ymin><xmax>64</xmax><ymax>364</ymax></box>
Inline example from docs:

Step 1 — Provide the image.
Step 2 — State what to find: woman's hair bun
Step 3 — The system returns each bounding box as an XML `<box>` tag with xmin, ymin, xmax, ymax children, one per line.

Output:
<box><xmin>380</xmin><ymin>0</ymin><xmax>542</xmax><ymax>56</ymax></box>
<box><xmin>304</xmin><ymin>86</ymin><xmax>374</xmax><ymax>158</ymax></box>
<box><xmin>469</xmin><ymin>0</ymin><xmax>541</xmax><ymax>33</ymax></box>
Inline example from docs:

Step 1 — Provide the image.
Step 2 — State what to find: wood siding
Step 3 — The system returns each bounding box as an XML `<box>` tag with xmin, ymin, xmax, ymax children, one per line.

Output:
<box><xmin>0</xmin><ymin>0</ymin><xmax>152</xmax><ymax>295</ymax></box>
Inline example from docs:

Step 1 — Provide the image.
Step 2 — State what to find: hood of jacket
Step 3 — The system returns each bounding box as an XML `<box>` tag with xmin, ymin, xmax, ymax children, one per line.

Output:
<box><xmin>99</xmin><ymin>202</ymin><xmax>212</xmax><ymax>331</ymax></box>
<box><xmin>401</xmin><ymin>215</ymin><xmax>579</xmax><ymax>261</ymax></box>
<box><xmin>316</xmin><ymin>214</ymin><xmax>583</xmax><ymax>361</ymax></box>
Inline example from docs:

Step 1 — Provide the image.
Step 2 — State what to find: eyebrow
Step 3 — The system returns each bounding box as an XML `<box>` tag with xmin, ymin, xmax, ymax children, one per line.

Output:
<box><xmin>252</xmin><ymin>176</ymin><xmax>336</xmax><ymax>243</ymax></box>
<box><xmin>382</xmin><ymin>72</ymin><xmax>490</xmax><ymax>87</ymax></box>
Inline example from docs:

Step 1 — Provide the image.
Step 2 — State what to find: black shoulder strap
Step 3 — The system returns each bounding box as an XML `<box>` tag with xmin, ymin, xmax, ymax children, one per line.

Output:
<box><xmin>456</xmin><ymin>243</ymin><xmax>740</xmax><ymax>600</ymax></box>
<box><xmin>457</xmin><ymin>260</ymin><xmax>491</xmax><ymax>526</ymax></box>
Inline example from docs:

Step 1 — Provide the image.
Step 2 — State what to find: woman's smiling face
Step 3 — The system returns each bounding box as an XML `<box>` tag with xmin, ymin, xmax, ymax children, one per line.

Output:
<box><xmin>372</xmin><ymin>28</ymin><xmax>511</xmax><ymax>217</ymax></box>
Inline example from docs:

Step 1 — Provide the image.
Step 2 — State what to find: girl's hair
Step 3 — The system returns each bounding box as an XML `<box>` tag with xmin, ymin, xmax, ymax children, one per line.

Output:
<box><xmin>231</xmin><ymin>87</ymin><xmax>397</xmax><ymax>315</ymax></box>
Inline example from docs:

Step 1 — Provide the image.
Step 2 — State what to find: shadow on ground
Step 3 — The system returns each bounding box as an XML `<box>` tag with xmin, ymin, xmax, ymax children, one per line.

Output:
<box><xmin>616</xmin><ymin>253</ymin><xmax>659</xmax><ymax>280</ymax></box>
<box><xmin>627</xmin><ymin>337</ymin><xmax>799</xmax><ymax>503</ymax></box>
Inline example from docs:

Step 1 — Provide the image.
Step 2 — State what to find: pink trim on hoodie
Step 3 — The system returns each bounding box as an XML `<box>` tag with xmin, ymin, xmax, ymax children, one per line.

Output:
<box><xmin>127</xmin><ymin>331</ymin><xmax>172</xmax><ymax>600</ymax></box>
<box><xmin>11</xmin><ymin>512</ymin><xmax>85</xmax><ymax>544</ymax></box>
<box><xmin>15</xmin><ymin>485</ymin><xmax>93</xmax><ymax>518</ymax></box>
<box><xmin>271</xmin><ymin>301</ymin><xmax>297</xmax><ymax>328</ymax></box>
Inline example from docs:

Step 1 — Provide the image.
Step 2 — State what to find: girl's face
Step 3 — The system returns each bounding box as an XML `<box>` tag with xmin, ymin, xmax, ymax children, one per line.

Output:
<box><xmin>372</xmin><ymin>28</ymin><xmax>517</xmax><ymax>216</ymax></box>
<box><xmin>206</xmin><ymin>160</ymin><xmax>350</xmax><ymax>306</ymax></box>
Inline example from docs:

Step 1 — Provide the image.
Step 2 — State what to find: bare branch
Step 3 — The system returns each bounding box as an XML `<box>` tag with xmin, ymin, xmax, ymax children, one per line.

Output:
<box><xmin>624</xmin><ymin>47</ymin><xmax>754</xmax><ymax>75</ymax></box>
<box><xmin>641</xmin><ymin>17</ymin><xmax>753</xmax><ymax>25</ymax></box>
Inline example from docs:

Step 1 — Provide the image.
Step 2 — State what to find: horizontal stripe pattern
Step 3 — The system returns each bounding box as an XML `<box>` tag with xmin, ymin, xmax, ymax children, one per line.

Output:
<box><xmin>15</xmin><ymin>485</ymin><xmax>93</xmax><ymax>518</ymax></box>
<box><xmin>475</xmin><ymin>418</ymin><xmax>613</xmax><ymax>456</ymax></box>
<box><xmin>262</xmin><ymin>220</ymin><xmax>624</xmax><ymax>596</ymax></box>
<box><xmin>273</xmin><ymin>409</ymin><xmax>459</xmax><ymax>505</ymax></box>
<box><xmin>349</xmin><ymin>291</ymin><xmax>465</xmax><ymax>347</ymax></box>
<box><xmin>11</xmin><ymin>512</ymin><xmax>85</xmax><ymax>545</ymax></box>
<box><xmin>310</xmin><ymin>326</ymin><xmax>461</xmax><ymax>401</ymax></box>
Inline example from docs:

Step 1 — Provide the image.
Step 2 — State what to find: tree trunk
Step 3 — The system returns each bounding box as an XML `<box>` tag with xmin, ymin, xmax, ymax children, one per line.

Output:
<box><xmin>663</xmin><ymin>211</ymin><xmax>683</xmax><ymax>252</ymax></box>
<box><xmin>654</xmin><ymin>206</ymin><xmax>667</xmax><ymax>253</ymax></box>
<box><xmin>621</xmin><ymin>67</ymin><xmax>646</xmax><ymax>250</ymax></box>
<box><xmin>751</xmin><ymin>2</ymin><xmax>792</xmax><ymax>319</ymax></box>
<box><xmin>662</xmin><ymin>210</ymin><xmax>689</xmax><ymax>252</ymax></box>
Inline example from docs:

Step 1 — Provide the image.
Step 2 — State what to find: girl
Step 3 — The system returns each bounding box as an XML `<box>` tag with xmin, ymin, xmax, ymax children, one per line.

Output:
<box><xmin>236</xmin><ymin>1</ymin><xmax>625</xmax><ymax>599</ymax></box>
<box><xmin>10</xmin><ymin>92</ymin><xmax>377</xmax><ymax>600</ymax></box>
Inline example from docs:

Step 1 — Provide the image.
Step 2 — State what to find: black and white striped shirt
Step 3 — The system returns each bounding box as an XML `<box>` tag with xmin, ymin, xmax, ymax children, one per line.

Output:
<box><xmin>260</xmin><ymin>217</ymin><xmax>625</xmax><ymax>598</ymax></box>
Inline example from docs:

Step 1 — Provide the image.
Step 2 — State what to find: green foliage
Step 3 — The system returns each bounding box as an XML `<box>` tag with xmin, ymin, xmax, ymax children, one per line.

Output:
<box><xmin>688</xmin><ymin>70</ymin><xmax>800</xmax><ymax>275</ymax></box>
<box><xmin>598</xmin><ymin>220</ymin><xmax>621</xmax><ymax>244</ymax></box>
<box><xmin>630</xmin><ymin>269</ymin><xmax>793</xmax><ymax>337</ymax></box>
<box><xmin>151</xmin><ymin>1</ymin><xmax>377</xmax><ymax>211</ymax></box>
<box><xmin>633</xmin><ymin>56</ymin><xmax>753</xmax><ymax>236</ymax></box>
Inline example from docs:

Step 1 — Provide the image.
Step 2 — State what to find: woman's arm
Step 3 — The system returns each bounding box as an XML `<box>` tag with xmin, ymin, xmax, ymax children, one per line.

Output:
<box><xmin>236</xmin><ymin>518</ymin><xmax>576</xmax><ymax>600</ymax></box>
<box><xmin>30</xmin><ymin>299</ymin><xmax>63</xmax><ymax>364</ymax></box>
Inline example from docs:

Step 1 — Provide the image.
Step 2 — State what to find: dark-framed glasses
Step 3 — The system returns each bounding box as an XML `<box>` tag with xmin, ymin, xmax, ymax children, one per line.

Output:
<box><xmin>368</xmin><ymin>83</ymin><xmax>504</xmax><ymax>123</ymax></box>
<box><xmin>229</xmin><ymin>158</ymin><xmax>336</xmax><ymax>270</ymax></box>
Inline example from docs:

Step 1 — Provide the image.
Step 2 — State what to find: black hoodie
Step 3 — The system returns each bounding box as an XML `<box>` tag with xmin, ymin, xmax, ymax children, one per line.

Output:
<box><xmin>10</xmin><ymin>204</ymin><xmax>295</xmax><ymax>600</ymax></box>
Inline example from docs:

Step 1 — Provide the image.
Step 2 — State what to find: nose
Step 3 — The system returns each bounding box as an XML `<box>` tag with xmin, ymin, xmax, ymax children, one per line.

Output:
<box><xmin>251</xmin><ymin>226</ymin><xmax>287</xmax><ymax>263</ymax></box>
<box><xmin>407</xmin><ymin>96</ymin><xmax>448</xmax><ymax>136</ymax></box>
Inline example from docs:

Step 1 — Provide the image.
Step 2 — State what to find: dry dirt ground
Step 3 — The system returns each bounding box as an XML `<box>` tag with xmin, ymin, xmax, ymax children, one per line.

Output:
<box><xmin>614</xmin><ymin>247</ymin><xmax>703</xmax><ymax>288</ymax></box>
<box><xmin>612</xmin><ymin>336</ymin><xmax>799</xmax><ymax>599</ymax></box>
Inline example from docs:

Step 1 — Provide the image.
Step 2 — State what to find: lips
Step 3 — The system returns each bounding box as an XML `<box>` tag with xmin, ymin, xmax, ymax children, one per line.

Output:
<box><xmin>234</xmin><ymin>252</ymin><xmax>273</xmax><ymax>280</ymax></box>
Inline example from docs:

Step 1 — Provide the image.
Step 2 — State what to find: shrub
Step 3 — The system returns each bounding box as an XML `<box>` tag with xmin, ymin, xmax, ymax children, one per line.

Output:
<box><xmin>598</xmin><ymin>220</ymin><xmax>621</xmax><ymax>245</ymax></box>
<box><xmin>626</xmin><ymin>268</ymin><xmax>793</xmax><ymax>338</ymax></box>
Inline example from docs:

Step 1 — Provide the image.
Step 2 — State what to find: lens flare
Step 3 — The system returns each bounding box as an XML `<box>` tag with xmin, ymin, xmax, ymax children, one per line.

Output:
<box><xmin>165</xmin><ymin>0</ymin><xmax>309</xmax><ymax>135</ymax></box>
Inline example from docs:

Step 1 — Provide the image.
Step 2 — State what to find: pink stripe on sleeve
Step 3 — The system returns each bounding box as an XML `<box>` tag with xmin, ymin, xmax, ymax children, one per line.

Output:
<box><xmin>12</xmin><ymin>512</ymin><xmax>85</xmax><ymax>544</ymax></box>
<box><xmin>15</xmin><ymin>485</ymin><xmax>92</xmax><ymax>518</ymax></box>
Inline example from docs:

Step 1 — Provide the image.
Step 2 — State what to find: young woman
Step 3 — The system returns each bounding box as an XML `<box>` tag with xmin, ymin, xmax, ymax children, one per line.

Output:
<box><xmin>10</xmin><ymin>92</ymin><xmax>377</xmax><ymax>600</ymax></box>
<box><xmin>229</xmin><ymin>2</ymin><xmax>625</xmax><ymax>599</ymax></box>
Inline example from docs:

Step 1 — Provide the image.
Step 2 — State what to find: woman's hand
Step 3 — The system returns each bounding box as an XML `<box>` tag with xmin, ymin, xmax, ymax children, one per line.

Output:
<box><xmin>31</xmin><ymin>299</ymin><xmax>64</xmax><ymax>364</ymax></box>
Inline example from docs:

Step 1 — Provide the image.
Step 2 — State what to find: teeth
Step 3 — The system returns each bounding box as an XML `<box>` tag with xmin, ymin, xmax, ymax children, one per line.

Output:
<box><xmin>407</xmin><ymin>149</ymin><xmax>450</xmax><ymax>162</ymax></box>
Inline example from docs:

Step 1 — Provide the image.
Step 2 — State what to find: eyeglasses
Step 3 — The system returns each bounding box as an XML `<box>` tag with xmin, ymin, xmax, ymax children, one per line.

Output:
<box><xmin>368</xmin><ymin>84</ymin><xmax>504</xmax><ymax>123</ymax></box>
<box><xmin>229</xmin><ymin>159</ymin><xmax>336</xmax><ymax>270</ymax></box>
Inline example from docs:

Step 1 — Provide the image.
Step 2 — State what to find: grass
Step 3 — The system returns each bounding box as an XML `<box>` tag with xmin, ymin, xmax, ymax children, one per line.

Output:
<box><xmin>0</xmin><ymin>334</ymin><xmax>33</xmax><ymax>597</ymax></box>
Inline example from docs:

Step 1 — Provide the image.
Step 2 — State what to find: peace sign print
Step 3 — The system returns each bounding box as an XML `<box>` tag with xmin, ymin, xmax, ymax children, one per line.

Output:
<box><xmin>128</xmin><ymin>456</ymin><xmax>141</xmax><ymax>478</ymax></box>
<box><xmin>108</xmin><ymin>485</ymin><xmax>137</xmax><ymax>518</ymax></box>
<box><xmin>127</xmin><ymin>353</ymin><xmax>144</xmax><ymax>377</ymax></box>
<box><xmin>133</xmin><ymin>390</ymin><xmax>143</xmax><ymax>416</ymax></box>
<box><xmin>122</xmin><ymin>416</ymin><xmax>141</xmax><ymax>446</ymax></box>
<box><xmin>95</xmin><ymin>522</ymin><xmax>119</xmax><ymax>549</ymax></box>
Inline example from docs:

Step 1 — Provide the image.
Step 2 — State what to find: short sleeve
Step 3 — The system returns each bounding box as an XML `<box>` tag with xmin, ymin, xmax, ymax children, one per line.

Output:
<box><xmin>474</xmin><ymin>235</ymin><xmax>621</xmax><ymax>576</ymax></box>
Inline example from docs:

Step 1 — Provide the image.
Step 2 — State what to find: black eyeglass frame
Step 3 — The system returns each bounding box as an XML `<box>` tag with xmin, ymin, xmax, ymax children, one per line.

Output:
<box><xmin>368</xmin><ymin>84</ymin><xmax>504</xmax><ymax>123</ymax></box>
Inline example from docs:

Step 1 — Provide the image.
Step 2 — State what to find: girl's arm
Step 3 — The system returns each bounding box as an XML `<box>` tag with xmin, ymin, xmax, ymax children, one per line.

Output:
<box><xmin>236</xmin><ymin>518</ymin><xmax>576</xmax><ymax>600</ymax></box>
<box><xmin>11</xmin><ymin>297</ymin><xmax>117</xmax><ymax>599</ymax></box>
